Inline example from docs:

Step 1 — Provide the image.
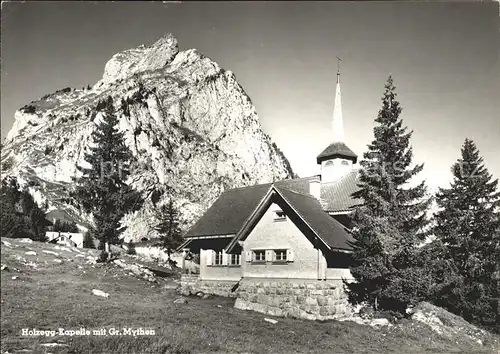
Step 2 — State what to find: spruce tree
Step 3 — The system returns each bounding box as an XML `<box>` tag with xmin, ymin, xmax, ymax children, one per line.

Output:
<box><xmin>53</xmin><ymin>219</ymin><xmax>79</xmax><ymax>233</ymax></box>
<box><xmin>431</xmin><ymin>138</ymin><xmax>500</xmax><ymax>332</ymax></box>
<box><xmin>0</xmin><ymin>176</ymin><xmax>48</xmax><ymax>241</ymax></box>
<box><xmin>155</xmin><ymin>199</ymin><xmax>183</xmax><ymax>259</ymax></box>
<box><xmin>345</xmin><ymin>76</ymin><xmax>433</xmax><ymax>315</ymax></box>
<box><xmin>83</xmin><ymin>231</ymin><xmax>95</xmax><ymax>249</ymax></box>
<box><xmin>73</xmin><ymin>96</ymin><xmax>143</xmax><ymax>259</ymax></box>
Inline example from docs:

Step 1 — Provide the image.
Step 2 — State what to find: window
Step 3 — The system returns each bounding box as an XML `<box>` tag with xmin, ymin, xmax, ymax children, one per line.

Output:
<box><xmin>254</xmin><ymin>250</ymin><xmax>266</xmax><ymax>262</ymax></box>
<box><xmin>214</xmin><ymin>251</ymin><xmax>223</xmax><ymax>266</ymax></box>
<box><xmin>229</xmin><ymin>254</ymin><xmax>241</xmax><ymax>266</ymax></box>
<box><xmin>341</xmin><ymin>160</ymin><xmax>349</xmax><ymax>166</ymax></box>
<box><xmin>274</xmin><ymin>210</ymin><xmax>286</xmax><ymax>221</ymax></box>
<box><xmin>274</xmin><ymin>249</ymin><xmax>287</xmax><ymax>262</ymax></box>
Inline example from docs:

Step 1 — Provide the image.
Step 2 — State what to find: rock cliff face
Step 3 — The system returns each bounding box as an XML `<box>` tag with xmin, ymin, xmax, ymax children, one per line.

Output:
<box><xmin>1</xmin><ymin>33</ymin><xmax>294</xmax><ymax>241</ymax></box>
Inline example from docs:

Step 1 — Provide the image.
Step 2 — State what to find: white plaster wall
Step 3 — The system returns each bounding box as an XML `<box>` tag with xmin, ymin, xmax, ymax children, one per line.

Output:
<box><xmin>199</xmin><ymin>249</ymin><xmax>241</xmax><ymax>281</ymax></box>
<box><xmin>242</xmin><ymin>203</ymin><xmax>326</xmax><ymax>279</ymax></box>
<box><xmin>321</xmin><ymin>159</ymin><xmax>352</xmax><ymax>183</ymax></box>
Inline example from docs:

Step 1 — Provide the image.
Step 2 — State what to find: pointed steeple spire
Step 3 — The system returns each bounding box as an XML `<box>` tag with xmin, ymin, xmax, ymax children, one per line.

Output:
<box><xmin>316</xmin><ymin>56</ymin><xmax>357</xmax><ymax>167</ymax></box>
<box><xmin>332</xmin><ymin>56</ymin><xmax>344</xmax><ymax>143</ymax></box>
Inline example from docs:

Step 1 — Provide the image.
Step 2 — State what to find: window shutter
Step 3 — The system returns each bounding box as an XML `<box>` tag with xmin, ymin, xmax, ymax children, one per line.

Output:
<box><xmin>286</xmin><ymin>249</ymin><xmax>294</xmax><ymax>262</ymax></box>
<box><xmin>222</xmin><ymin>251</ymin><xmax>228</xmax><ymax>266</ymax></box>
<box><xmin>265</xmin><ymin>250</ymin><xmax>273</xmax><ymax>262</ymax></box>
<box><xmin>246</xmin><ymin>251</ymin><xmax>253</xmax><ymax>262</ymax></box>
<box><xmin>206</xmin><ymin>250</ymin><xmax>213</xmax><ymax>266</ymax></box>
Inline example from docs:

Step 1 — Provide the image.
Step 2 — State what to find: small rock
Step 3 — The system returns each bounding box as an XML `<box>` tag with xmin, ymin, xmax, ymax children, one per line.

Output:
<box><xmin>1</xmin><ymin>264</ymin><xmax>8</xmax><ymax>271</ymax></box>
<box><xmin>2</xmin><ymin>240</ymin><xmax>12</xmax><ymax>247</ymax></box>
<box><xmin>91</xmin><ymin>289</ymin><xmax>109</xmax><ymax>298</ymax></box>
<box><xmin>53</xmin><ymin>259</ymin><xmax>63</xmax><ymax>264</ymax></box>
<box><xmin>24</xmin><ymin>261</ymin><xmax>38</xmax><ymax>269</ymax></box>
<box><xmin>173</xmin><ymin>298</ymin><xmax>188</xmax><ymax>304</ymax></box>
<box><xmin>264</xmin><ymin>318</ymin><xmax>278</xmax><ymax>324</ymax></box>
<box><xmin>12</xmin><ymin>276</ymin><xmax>18</xmax><ymax>280</ymax></box>
<box><xmin>43</xmin><ymin>250</ymin><xmax>59</xmax><ymax>256</ymax></box>
<box><xmin>213</xmin><ymin>304</ymin><xmax>222</xmax><ymax>308</ymax></box>
<box><xmin>196</xmin><ymin>291</ymin><xmax>205</xmax><ymax>297</ymax></box>
<box><xmin>39</xmin><ymin>343</ymin><xmax>68</xmax><ymax>347</ymax></box>
<box><xmin>25</xmin><ymin>251</ymin><xmax>37</xmax><ymax>256</ymax></box>
<box><xmin>18</xmin><ymin>238</ymin><xmax>33</xmax><ymax>244</ymax></box>
<box><xmin>202</xmin><ymin>294</ymin><xmax>210</xmax><ymax>299</ymax></box>
<box><xmin>370</xmin><ymin>318</ymin><xmax>390</xmax><ymax>327</ymax></box>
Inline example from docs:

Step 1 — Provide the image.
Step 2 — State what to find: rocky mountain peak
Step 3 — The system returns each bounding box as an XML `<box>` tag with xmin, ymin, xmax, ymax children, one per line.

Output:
<box><xmin>98</xmin><ymin>33</ymin><xmax>179</xmax><ymax>88</ymax></box>
<box><xmin>1</xmin><ymin>34</ymin><xmax>295</xmax><ymax>241</ymax></box>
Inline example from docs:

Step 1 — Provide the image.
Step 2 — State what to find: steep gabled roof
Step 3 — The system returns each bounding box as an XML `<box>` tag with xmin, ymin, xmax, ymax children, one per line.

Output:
<box><xmin>275</xmin><ymin>187</ymin><xmax>353</xmax><ymax>250</ymax></box>
<box><xmin>184</xmin><ymin>182</ymin><xmax>272</xmax><ymax>238</ymax></box>
<box><xmin>184</xmin><ymin>172</ymin><xmax>362</xmax><ymax>238</ymax></box>
<box><xmin>316</xmin><ymin>142</ymin><xmax>358</xmax><ymax>164</ymax></box>
<box><xmin>225</xmin><ymin>185</ymin><xmax>353</xmax><ymax>252</ymax></box>
<box><xmin>321</xmin><ymin>169</ymin><xmax>363</xmax><ymax>212</ymax></box>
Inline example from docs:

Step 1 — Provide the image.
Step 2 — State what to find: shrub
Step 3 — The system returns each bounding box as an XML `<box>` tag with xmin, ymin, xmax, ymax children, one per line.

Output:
<box><xmin>97</xmin><ymin>251</ymin><xmax>108</xmax><ymax>263</ymax></box>
<box><xmin>127</xmin><ymin>242</ymin><xmax>137</xmax><ymax>255</ymax></box>
<box><xmin>21</xmin><ymin>105</ymin><xmax>36</xmax><ymax>114</ymax></box>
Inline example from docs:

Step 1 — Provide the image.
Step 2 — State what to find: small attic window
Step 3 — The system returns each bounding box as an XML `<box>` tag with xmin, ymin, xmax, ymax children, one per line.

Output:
<box><xmin>273</xmin><ymin>210</ymin><xmax>286</xmax><ymax>221</ymax></box>
<box><xmin>341</xmin><ymin>160</ymin><xmax>349</xmax><ymax>166</ymax></box>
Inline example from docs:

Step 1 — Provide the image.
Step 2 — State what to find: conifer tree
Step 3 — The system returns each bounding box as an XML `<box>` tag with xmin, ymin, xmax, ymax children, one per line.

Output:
<box><xmin>0</xmin><ymin>176</ymin><xmax>48</xmax><ymax>241</ymax></box>
<box><xmin>83</xmin><ymin>231</ymin><xmax>95</xmax><ymax>249</ymax></box>
<box><xmin>53</xmin><ymin>219</ymin><xmax>79</xmax><ymax>233</ymax></box>
<box><xmin>430</xmin><ymin>138</ymin><xmax>500</xmax><ymax>331</ymax></box>
<box><xmin>155</xmin><ymin>199</ymin><xmax>183</xmax><ymax>259</ymax></box>
<box><xmin>73</xmin><ymin>96</ymin><xmax>143</xmax><ymax>259</ymax></box>
<box><xmin>345</xmin><ymin>76</ymin><xmax>433</xmax><ymax>315</ymax></box>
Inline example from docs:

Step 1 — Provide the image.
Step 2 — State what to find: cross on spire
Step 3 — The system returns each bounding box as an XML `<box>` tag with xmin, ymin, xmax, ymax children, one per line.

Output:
<box><xmin>332</xmin><ymin>56</ymin><xmax>344</xmax><ymax>142</ymax></box>
<box><xmin>336</xmin><ymin>56</ymin><xmax>342</xmax><ymax>83</ymax></box>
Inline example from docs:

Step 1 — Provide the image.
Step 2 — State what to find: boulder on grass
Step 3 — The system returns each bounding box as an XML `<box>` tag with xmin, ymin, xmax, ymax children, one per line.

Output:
<box><xmin>92</xmin><ymin>289</ymin><xmax>109</xmax><ymax>298</ymax></box>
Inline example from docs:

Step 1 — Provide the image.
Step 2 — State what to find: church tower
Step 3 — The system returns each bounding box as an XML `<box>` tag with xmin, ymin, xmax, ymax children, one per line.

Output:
<box><xmin>316</xmin><ymin>58</ymin><xmax>357</xmax><ymax>183</ymax></box>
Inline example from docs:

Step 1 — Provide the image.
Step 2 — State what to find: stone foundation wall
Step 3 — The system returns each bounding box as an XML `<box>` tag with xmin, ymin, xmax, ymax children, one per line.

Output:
<box><xmin>234</xmin><ymin>278</ymin><xmax>354</xmax><ymax>320</ymax></box>
<box><xmin>179</xmin><ymin>274</ymin><xmax>239</xmax><ymax>298</ymax></box>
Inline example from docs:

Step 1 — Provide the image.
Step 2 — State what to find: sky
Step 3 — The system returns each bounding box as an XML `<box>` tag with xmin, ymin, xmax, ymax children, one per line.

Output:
<box><xmin>1</xmin><ymin>1</ymin><xmax>499</xmax><ymax>192</ymax></box>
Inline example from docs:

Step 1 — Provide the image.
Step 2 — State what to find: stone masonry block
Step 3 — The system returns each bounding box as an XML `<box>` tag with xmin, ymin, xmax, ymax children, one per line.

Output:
<box><xmin>317</xmin><ymin>296</ymin><xmax>328</xmax><ymax>306</ymax></box>
<box><xmin>310</xmin><ymin>290</ymin><xmax>323</xmax><ymax>296</ymax></box>
<box><xmin>286</xmin><ymin>307</ymin><xmax>300</xmax><ymax>318</ymax></box>
<box><xmin>267</xmin><ymin>306</ymin><xmax>283</xmax><ymax>317</ymax></box>
<box><xmin>305</xmin><ymin>297</ymin><xmax>318</xmax><ymax>306</ymax></box>
<box><xmin>296</xmin><ymin>296</ymin><xmax>306</xmax><ymax>304</ymax></box>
